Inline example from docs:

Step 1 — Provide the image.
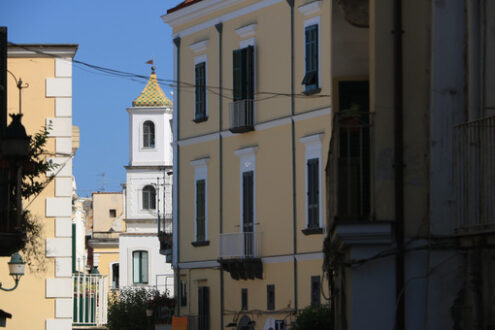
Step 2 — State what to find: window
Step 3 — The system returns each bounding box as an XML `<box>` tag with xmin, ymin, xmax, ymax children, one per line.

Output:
<box><xmin>267</xmin><ymin>284</ymin><xmax>275</xmax><ymax>310</ymax></box>
<box><xmin>180</xmin><ymin>280</ymin><xmax>187</xmax><ymax>307</ymax></box>
<box><xmin>302</xmin><ymin>24</ymin><xmax>319</xmax><ymax>92</ymax></box>
<box><xmin>109</xmin><ymin>209</ymin><xmax>116</xmax><ymax>217</ymax></box>
<box><xmin>143</xmin><ymin>121</ymin><xmax>155</xmax><ymax>148</ymax></box>
<box><xmin>142</xmin><ymin>185</ymin><xmax>156</xmax><ymax>210</ymax></box>
<box><xmin>241</xmin><ymin>288</ymin><xmax>248</xmax><ymax>310</ymax></box>
<box><xmin>111</xmin><ymin>263</ymin><xmax>119</xmax><ymax>289</ymax></box>
<box><xmin>132</xmin><ymin>251</ymin><xmax>148</xmax><ymax>284</ymax></box>
<box><xmin>311</xmin><ymin>276</ymin><xmax>321</xmax><ymax>305</ymax></box>
<box><xmin>195</xmin><ymin>62</ymin><xmax>207</xmax><ymax>121</ymax></box>
<box><xmin>233</xmin><ymin>45</ymin><xmax>254</xmax><ymax>101</ymax></box>
<box><xmin>198</xmin><ymin>286</ymin><xmax>210</xmax><ymax>330</ymax></box>
<box><xmin>196</xmin><ymin>179</ymin><xmax>206</xmax><ymax>241</ymax></box>
<box><xmin>191</xmin><ymin>157</ymin><xmax>209</xmax><ymax>244</ymax></box>
<box><xmin>307</xmin><ymin>158</ymin><xmax>319</xmax><ymax>228</ymax></box>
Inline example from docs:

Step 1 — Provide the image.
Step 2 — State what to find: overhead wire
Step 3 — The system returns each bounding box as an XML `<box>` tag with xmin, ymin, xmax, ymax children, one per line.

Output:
<box><xmin>8</xmin><ymin>42</ymin><xmax>331</xmax><ymax>102</ymax></box>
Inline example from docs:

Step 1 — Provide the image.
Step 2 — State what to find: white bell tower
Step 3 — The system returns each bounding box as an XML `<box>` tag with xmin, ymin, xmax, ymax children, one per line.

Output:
<box><xmin>119</xmin><ymin>66</ymin><xmax>174</xmax><ymax>294</ymax></box>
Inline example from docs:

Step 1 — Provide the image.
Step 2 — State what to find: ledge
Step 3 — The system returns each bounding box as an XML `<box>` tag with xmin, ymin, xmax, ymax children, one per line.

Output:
<box><xmin>303</xmin><ymin>88</ymin><xmax>321</xmax><ymax>96</ymax></box>
<box><xmin>302</xmin><ymin>227</ymin><xmax>324</xmax><ymax>235</ymax></box>
<box><xmin>191</xmin><ymin>240</ymin><xmax>210</xmax><ymax>247</ymax></box>
<box><xmin>193</xmin><ymin>116</ymin><xmax>208</xmax><ymax>123</ymax></box>
<box><xmin>235</xmin><ymin>23</ymin><xmax>257</xmax><ymax>38</ymax></box>
<box><xmin>331</xmin><ymin>221</ymin><xmax>393</xmax><ymax>248</ymax></box>
<box><xmin>298</xmin><ymin>0</ymin><xmax>322</xmax><ymax>16</ymax></box>
<box><xmin>189</xmin><ymin>39</ymin><xmax>209</xmax><ymax>53</ymax></box>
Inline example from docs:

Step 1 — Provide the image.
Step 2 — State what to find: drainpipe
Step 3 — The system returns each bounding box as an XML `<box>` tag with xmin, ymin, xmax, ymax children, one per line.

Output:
<box><xmin>393</xmin><ymin>0</ymin><xmax>405</xmax><ymax>329</ymax></box>
<box><xmin>173</xmin><ymin>36</ymin><xmax>181</xmax><ymax>315</ymax></box>
<box><xmin>215</xmin><ymin>21</ymin><xmax>224</xmax><ymax>330</ymax></box>
<box><xmin>286</xmin><ymin>0</ymin><xmax>298</xmax><ymax>313</ymax></box>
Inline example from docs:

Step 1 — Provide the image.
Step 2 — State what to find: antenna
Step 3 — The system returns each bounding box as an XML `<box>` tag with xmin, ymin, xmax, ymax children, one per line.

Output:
<box><xmin>97</xmin><ymin>173</ymin><xmax>107</xmax><ymax>192</ymax></box>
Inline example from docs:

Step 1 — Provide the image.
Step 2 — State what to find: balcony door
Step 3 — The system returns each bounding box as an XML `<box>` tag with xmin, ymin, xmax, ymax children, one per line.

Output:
<box><xmin>242</xmin><ymin>171</ymin><xmax>254</xmax><ymax>256</ymax></box>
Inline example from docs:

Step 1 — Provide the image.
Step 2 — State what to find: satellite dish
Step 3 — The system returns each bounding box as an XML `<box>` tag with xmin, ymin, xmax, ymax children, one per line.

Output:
<box><xmin>263</xmin><ymin>317</ymin><xmax>275</xmax><ymax>330</ymax></box>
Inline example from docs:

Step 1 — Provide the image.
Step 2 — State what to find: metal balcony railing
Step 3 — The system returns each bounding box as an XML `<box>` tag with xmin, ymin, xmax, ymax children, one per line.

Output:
<box><xmin>229</xmin><ymin>99</ymin><xmax>254</xmax><ymax>133</ymax></box>
<box><xmin>218</xmin><ymin>231</ymin><xmax>262</xmax><ymax>259</ymax></box>
<box><xmin>158</xmin><ymin>216</ymin><xmax>173</xmax><ymax>254</ymax></box>
<box><xmin>327</xmin><ymin>112</ymin><xmax>375</xmax><ymax>223</ymax></box>
<box><xmin>73</xmin><ymin>273</ymin><xmax>108</xmax><ymax>327</ymax></box>
<box><xmin>454</xmin><ymin>116</ymin><xmax>495</xmax><ymax>228</ymax></box>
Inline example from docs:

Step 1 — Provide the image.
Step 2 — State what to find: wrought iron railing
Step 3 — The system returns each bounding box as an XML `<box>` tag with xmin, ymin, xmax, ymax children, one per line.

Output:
<box><xmin>218</xmin><ymin>231</ymin><xmax>262</xmax><ymax>259</ymax></box>
<box><xmin>454</xmin><ymin>116</ymin><xmax>495</xmax><ymax>228</ymax></box>
<box><xmin>327</xmin><ymin>112</ymin><xmax>375</xmax><ymax>223</ymax></box>
<box><xmin>73</xmin><ymin>273</ymin><xmax>108</xmax><ymax>327</ymax></box>
<box><xmin>158</xmin><ymin>216</ymin><xmax>173</xmax><ymax>253</ymax></box>
<box><xmin>229</xmin><ymin>99</ymin><xmax>254</xmax><ymax>133</ymax></box>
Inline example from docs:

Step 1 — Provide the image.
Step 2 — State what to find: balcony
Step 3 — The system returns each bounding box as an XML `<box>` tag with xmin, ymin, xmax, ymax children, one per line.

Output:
<box><xmin>218</xmin><ymin>232</ymin><xmax>262</xmax><ymax>280</ymax></box>
<box><xmin>454</xmin><ymin>116</ymin><xmax>495</xmax><ymax>232</ymax></box>
<box><xmin>229</xmin><ymin>99</ymin><xmax>254</xmax><ymax>133</ymax></box>
<box><xmin>327</xmin><ymin>112</ymin><xmax>375</xmax><ymax>224</ymax></box>
<box><xmin>158</xmin><ymin>216</ymin><xmax>173</xmax><ymax>262</ymax></box>
<box><xmin>73</xmin><ymin>273</ymin><xmax>108</xmax><ymax>328</ymax></box>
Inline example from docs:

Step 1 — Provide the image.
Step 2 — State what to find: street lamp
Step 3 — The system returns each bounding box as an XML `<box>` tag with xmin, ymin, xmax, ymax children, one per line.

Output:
<box><xmin>0</xmin><ymin>252</ymin><xmax>25</xmax><ymax>291</ymax></box>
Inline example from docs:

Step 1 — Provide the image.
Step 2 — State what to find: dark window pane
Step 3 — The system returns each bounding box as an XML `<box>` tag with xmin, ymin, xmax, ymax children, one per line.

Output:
<box><xmin>196</xmin><ymin>179</ymin><xmax>206</xmax><ymax>241</ymax></box>
<box><xmin>180</xmin><ymin>280</ymin><xmax>187</xmax><ymax>307</ymax></box>
<box><xmin>307</xmin><ymin>158</ymin><xmax>319</xmax><ymax>227</ymax></box>
<box><xmin>241</xmin><ymin>288</ymin><xmax>248</xmax><ymax>310</ymax></box>
<box><xmin>143</xmin><ymin>121</ymin><xmax>155</xmax><ymax>148</ymax></box>
<box><xmin>195</xmin><ymin>62</ymin><xmax>206</xmax><ymax>120</ymax></box>
<box><xmin>233</xmin><ymin>46</ymin><xmax>254</xmax><ymax>101</ymax></box>
<box><xmin>143</xmin><ymin>185</ymin><xmax>156</xmax><ymax>210</ymax></box>
<box><xmin>198</xmin><ymin>286</ymin><xmax>210</xmax><ymax>330</ymax></box>
<box><xmin>311</xmin><ymin>276</ymin><xmax>321</xmax><ymax>305</ymax></box>
<box><xmin>303</xmin><ymin>24</ymin><xmax>318</xmax><ymax>90</ymax></box>
<box><xmin>267</xmin><ymin>284</ymin><xmax>275</xmax><ymax>310</ymax></box>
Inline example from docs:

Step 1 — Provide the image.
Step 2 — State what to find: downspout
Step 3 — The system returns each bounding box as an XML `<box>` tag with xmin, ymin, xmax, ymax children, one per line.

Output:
<box><xmin>286</xmin><ymin>0</ymin><xmax>298</xmax><ymax>313</ymax></box>
<box><xmin>173</xmin><ymin>36</ymin><xmax>181</xmax><ymax>315</ymax></box>
<box><xmin>215</xmin><ymin>22</ymin><xmax>224</xmax><ymax>330</ymax></box>
<box><xmin>393</xmin><ymin>1</ymin><xmax>405</xmax><ymax>329</ymax></box>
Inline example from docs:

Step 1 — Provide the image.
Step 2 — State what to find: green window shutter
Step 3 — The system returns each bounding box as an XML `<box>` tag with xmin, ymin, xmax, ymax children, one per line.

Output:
<box><xmin>196</xmin><ymin>179</ymin><xmax>206</xmax><ymax>241</ymax></box>
<box><xmin>242</xmin><ymin>171</ymin><xmax>254</xmax><ymax>232</ymax></box>
<box><xmin>245</xmin><ymin>45</ymin><xmax>254</xmax><ymax>100</ymax></box>
<box><xmin>303</xmin><ymin>24</ymin><xmax>319</xmax><ymax>89</ymax></box>
<box><xmin>307</xmin><ymin>158</ymin><xmax>319</xmax><ymax>227</ymax></box>
<box><xmin>233</xmin><ymin>49</ymin><xmax>242</xmax><ymax>101</ymax></box>
<box><xmin>195</xmin><ymin>62</ymin><xmax>206</xmax><ymax>119</ymax></box>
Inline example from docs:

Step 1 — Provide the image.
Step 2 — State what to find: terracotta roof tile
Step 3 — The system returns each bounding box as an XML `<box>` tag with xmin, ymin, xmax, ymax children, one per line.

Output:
<box><xmin>167</xmin><ymin>0</ymin><xmax>204</xmax><ymax>14</ymax></box>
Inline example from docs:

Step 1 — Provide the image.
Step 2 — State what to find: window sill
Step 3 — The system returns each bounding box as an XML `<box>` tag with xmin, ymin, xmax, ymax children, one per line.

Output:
<box><xmin>191</xmin><ymin>240</ymin><xmax>210</xmax><ymax>247</ymax></box>
<box><xmin>301</xmin><ymin>227</ymin><xmax>324</xmax><ymax>235</ymax></box>
<box><xmin>193</xmin><ymin>116</ymin><xmax>208</xmax><ymax>123</ymax></box>
<box><xmin>303</xmin><ymin>88</ymin><xmax>321</xmax><ymax>96</ymax></box>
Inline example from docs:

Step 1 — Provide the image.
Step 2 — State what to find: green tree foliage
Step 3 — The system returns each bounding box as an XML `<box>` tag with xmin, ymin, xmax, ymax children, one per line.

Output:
<box><xmin>108</xmin><ymin>287</ymin><xmax>175</xmax><ymax>330</ymax></box>
<box><xmin>292</xmin><ymin>304</ymin><xmax>333</xmax><ymax>330</ymax></box>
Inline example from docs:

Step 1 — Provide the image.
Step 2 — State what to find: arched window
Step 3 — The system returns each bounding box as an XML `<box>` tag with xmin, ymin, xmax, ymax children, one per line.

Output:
<box><xmin>143</xmin><ymin>121</ymin><xmax>155</xmax><ymax>148</ymax></box>
<box><xmin>132</xmin><ymin>251</ymin><xmax>148</xmax><ymax>284</ymax></box>
<box><xmin>142</xmin><ymin>185</ymin><xmax>156</xmax><ymax>210</ymax></box>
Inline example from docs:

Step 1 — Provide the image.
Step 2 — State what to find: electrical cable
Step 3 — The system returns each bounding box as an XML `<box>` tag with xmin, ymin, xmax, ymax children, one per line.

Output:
<box><xmin>8</xmin><ymin>42</ymin><xmax>332</xmax><ymax>102</ymax></box>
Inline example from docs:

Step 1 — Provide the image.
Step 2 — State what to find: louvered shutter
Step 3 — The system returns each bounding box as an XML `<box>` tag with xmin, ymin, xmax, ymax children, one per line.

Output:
<box><xmin>308</xmin><ymin>158</ymin><xmax>319</xmax><ymax>227</ymax></box>
<box><xmin>233</xmin><ymin>49</ymin><xmax>242</xmax><ymax>101</ymax></box>
<box><xmin>196</xmin><ymin>179</ymin><xmax>206</xmax><ymax>241</ymax></box>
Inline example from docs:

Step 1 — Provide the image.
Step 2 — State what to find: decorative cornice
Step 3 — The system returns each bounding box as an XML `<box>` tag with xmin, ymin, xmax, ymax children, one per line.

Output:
<box><xmin>189</xmin><ymin>39</ymin><xmax>209</xmax><ymax>53</ymax></box>
<box><xmin>8</xmin><ymin>44</ymin><xmax>78</xmax><ymax>58</ymax></box>
<box><xmin>234</xmin><ymin>146</ymin><xmax>258</xmax><ymax>157</ymax></box>
<box><xmin>297</xmin><ymin>0</ymin><xmax>322</xmax><ymax>16</ymax></box>
<box><xmin>331</xmin><ymin>222</ymin><xmax>393</xmax><ymax>248</ymax></box>
<box><xmin>299</xmin><ymin>132</ymin><xmax>324</xmax><ymax>145</ymax></box>
<box><xmin>162</xmin><ymin>0</ymin><xmax>241</xmax><ymax>27</ymax></box>
<box><xmin>235</xmin><ymin>23</ymin><xmax>257</xmax><ymax>38</ymax></box>
<box><xmin>190</xmin><ymin>157</ymin><xmax>210</xmax><ymax>167</ymax></box>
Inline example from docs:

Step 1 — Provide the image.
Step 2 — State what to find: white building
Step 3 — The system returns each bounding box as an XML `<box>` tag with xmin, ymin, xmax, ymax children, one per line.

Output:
<box><xmin>119</xmin><ymin>66</ymin><xmax>174</xmax><ymax>295</ymax></box>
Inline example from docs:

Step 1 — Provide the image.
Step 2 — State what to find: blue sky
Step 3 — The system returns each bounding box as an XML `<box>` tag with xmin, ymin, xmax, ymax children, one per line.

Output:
<box><xmin>1</xmin><ymin>0</ymin><xmax>183</xmax><ymax>196</ymax></box>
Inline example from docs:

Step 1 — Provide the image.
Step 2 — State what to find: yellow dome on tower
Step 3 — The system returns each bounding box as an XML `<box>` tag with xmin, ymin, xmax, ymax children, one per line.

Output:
<box><xmin>132</xmin><ymin>68</ymin><xmax>172</xmax><ymax>107</ymax></box>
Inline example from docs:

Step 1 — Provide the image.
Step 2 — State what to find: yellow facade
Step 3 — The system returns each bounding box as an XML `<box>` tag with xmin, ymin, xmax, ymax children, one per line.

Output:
<box><xmin>164</xmin><ymin>1</ymin><xmax>331</xmax><ymax>328</ymax></box>
<box><xmin>1</xmin><ymin>44</ymin><xmax>78</xmax><ymax>329</ymax></box>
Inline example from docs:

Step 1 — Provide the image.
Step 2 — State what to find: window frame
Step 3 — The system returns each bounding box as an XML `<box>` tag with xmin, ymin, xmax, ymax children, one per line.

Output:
<box><xmin>300</xmin><ymin>134</ymin><xmax>324</xmax><ymax>232</ymax></box>
<box><xmin>303</xmin><ymin>17</ymin><xmax>321</xmax><ymax>94</ymax></box>
<box><xmin>194</xmin><ymin>55</ymin><xmax>208</xmax><ymax>122</ymax></box>
<box><xmin>311</xmin><ymin>275</ymin><xmax>321</xmax><ymax>306</ymax></box>
<box><xmin>142</xmin><ymin>185</ymin><xmax>156</xmax><ymax>210</ymax></box>
<box><xmin>132</xmin><ymin>250</ymin><xmax>149</xmax><ymax>284</ymax></box>
<box><xmin>267</xmin><ymin>284</ymin><xmax>275</xmax><ymax>311</ymax></box>
<box><xmin>142</xmin><ymin>120</ymin><xmax>155</xmax><ymax>149</ymax></box>
<box><xmin>191</xmin><ymin>157</ymin><xmax>209</xmax><ymax>244</ymax></box>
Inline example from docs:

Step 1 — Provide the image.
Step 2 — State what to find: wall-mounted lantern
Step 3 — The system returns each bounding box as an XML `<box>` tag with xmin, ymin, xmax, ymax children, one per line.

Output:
<box><xmin>0</xmin><ymin>252</ymin><xmax>25</xmax><ymax>292</ymax></box>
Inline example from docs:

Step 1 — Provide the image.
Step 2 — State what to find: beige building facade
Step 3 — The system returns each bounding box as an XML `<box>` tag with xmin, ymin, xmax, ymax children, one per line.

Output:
<box><xmin>163</xmin><ymin>0</ymin><xmax>331</xmax><ymax>328</ymax></box>
<box><xmin>1</xmin><ymin>44</ymin><xmax>78</xmax><ymax>330</ymax></box>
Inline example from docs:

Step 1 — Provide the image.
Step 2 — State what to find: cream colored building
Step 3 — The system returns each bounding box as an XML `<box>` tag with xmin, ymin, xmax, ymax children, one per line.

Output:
<box><xmin>88</xmin><ymin>192</ymin><xmax>124</xmax><ymax>290</ymax></box>
<box><xmin>163</xmin><ymin>1</ymin><xmax>331</xmax><ymax>328</ymax></box>
<box><xmin>1</xmin><ymin>44</ymin><xmax>78</xmax><ymax>330</ymax></box>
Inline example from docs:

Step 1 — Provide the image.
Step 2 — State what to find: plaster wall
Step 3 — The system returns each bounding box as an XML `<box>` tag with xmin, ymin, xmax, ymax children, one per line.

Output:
<box><xmin>92</xmin><ymin>192</ymin><xmax>124</xmax><ymax>232</ymax></box>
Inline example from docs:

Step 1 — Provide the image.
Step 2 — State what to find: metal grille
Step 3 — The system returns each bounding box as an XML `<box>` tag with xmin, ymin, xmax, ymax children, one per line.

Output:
<box><xmin>327</xmin><ymin>112</ymin><xmax>375</xmax><ymax>222</ymax></box>
<box><xmin>229</xmin><ymin>99</ymin><xmax>254</xmax><ymax>132</ymax></box>
<box><xmin>218</xmin><ymin>231</ymin><xmax>262</xmax><ymax>259</ymax></box>
<box><xmin>454</xmin><ymin>116</ymin><xmax>495</xmax><ymax>228</ymax></box>
<box><xmin>73</xmin><ymin>273</ymin><xmax>108</xmax><ymax>326</ymax></box>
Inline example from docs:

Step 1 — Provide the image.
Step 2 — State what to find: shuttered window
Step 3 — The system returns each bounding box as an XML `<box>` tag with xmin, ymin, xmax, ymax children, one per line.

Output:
<box><xmin>242</xmin><ymin>171</ymin><xmax>254</xmax><ymax>232</ymax></box>
<box><xmin>180</xmin><ymin>280</ymin><xmax>187</xmax><ymax>307</ymax></box>
<box><xmin>233</xmin><ymin>46</ymin><xmax>254</xmax><ymax>101</ymax></box>
<box><xmin>132</xmin><ymin>251</ymin><xmax>148</xmax><ymax>284</ymax></box>
<box><xmin>198</xmin><ymin>286</ymin><xmax>210</xmax><ymax>330</ymax></box>
<box><xmin>143</xmin><ymin>121</ymin><xmax>155</xmax><ymax>148</ymax></box>
<box><xmin>307</xmin><ymin>158</ymin><xmax>319</xmax><ymax>227</ymax></box>
<box><xmin>267</xmin><ymin>284</ymin><xmax>275</xmax><ymax>311</ymax></box>
<box><xmin>311</xmin><ymin>276</ymin><xmax>321</xmax><ymax>305</ymax></box>
<box><xmin>142</xmin><ymin>185</ymin><xmax>156</xmax><ymax>210</ymax></box>
<box><xmin>302</xmin><ymin>24</ymin><xmax>318</xmax><ymax>91</ymax></box>
<box><xmin>196</xmin><ymin>179</ymin><xmax>206</xmax><ymax>241</ymax></box>
<box><xmin>195</xmin><ymin>62</ymin><xmax>206</xmax><ymax>121</ymax></box>
<box><xmin>241</xmin><ymin>288</ymin><xmax>248</xmax><ymax>310</ymax></box>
